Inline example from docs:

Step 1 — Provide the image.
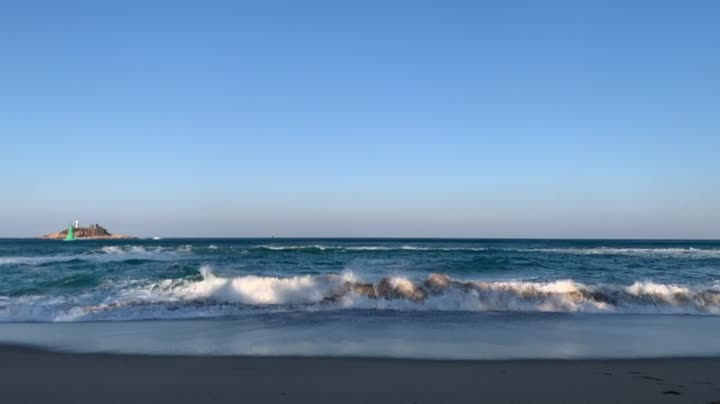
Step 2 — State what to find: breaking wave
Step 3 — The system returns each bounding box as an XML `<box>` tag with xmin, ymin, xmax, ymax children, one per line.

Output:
<box><xmin>158</xmin><ymin>268</ymin><xmax>720</xmax><ymax>314</ymax></box>
<box><xmin>3</xmin><ymin>267</ymin><xmax>720</xmax><ymax>322</ymax></box>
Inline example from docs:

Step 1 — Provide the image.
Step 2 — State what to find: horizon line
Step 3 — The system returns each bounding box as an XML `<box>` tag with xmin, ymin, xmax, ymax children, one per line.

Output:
<box><xmin>2</xmin><ymin>236</ymin><xmax>720</xmax><ymax>241</ymax></box>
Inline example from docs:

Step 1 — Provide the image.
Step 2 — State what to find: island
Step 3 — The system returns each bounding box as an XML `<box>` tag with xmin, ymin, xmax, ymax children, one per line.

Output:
<box><xmin>41</xmin><ymin>222</ymin><xmax>136</xmax><ymax>240</ymax></box>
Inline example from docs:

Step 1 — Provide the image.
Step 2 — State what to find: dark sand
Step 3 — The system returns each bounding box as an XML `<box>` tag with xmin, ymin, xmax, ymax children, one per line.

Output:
<box><xmin>2</xmin><ymin>345</ymin><xmax>720</xmax><ymax>403</ymax></box>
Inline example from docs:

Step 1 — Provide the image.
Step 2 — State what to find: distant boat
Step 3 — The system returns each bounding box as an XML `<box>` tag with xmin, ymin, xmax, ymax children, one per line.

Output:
<box><xmin>152</xmin><ymin>236</ymin><xmax>161</xmax><ymax>240</ymax></box>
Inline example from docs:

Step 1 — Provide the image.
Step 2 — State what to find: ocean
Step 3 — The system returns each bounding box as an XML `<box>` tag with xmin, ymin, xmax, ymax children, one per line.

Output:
<box><xmin>1</xmin><ymin>238</ymin><xmax>720</xmax><ymax>359</ymax></box>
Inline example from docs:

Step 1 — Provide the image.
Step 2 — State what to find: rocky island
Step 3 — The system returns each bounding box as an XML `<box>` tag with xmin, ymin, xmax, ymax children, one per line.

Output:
<box><xmin>41</xmin><ymin>223</ymin><xmax>136</xmax><ymax>240</ymax></box>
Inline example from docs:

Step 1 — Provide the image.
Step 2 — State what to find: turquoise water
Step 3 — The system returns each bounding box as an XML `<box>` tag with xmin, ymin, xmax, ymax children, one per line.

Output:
<box><xmin>1</xmin><ymin>238</ymin><xmax>719</xmax><ymax>358</ymax></box>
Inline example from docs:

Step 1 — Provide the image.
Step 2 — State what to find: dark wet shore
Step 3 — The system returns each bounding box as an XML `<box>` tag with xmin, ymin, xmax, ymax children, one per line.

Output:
<box><xmin>2</xmin><ymin>345</ymin><xmax>720</xmax><ymax>403</ymax></box>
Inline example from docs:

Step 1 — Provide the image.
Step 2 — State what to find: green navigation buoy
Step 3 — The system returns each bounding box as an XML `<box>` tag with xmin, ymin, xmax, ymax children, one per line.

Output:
<box><xmin>64</xmin><ymin>225</ymin><xmax>75</xmax><ymax>241</ymax></box>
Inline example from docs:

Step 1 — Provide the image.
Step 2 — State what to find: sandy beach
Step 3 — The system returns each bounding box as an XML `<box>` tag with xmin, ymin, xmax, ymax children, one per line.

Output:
<box><xmin>1</xmin><ymin>345</ymin><xmax>719</xmax><ymax>404</ymax></box>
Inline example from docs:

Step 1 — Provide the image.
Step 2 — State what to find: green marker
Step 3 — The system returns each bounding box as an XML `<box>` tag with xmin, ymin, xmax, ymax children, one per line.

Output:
<box><xmin>64</xmin><ymin>225</ymin><xmax>75</xmax><ymax>241</ymax></box>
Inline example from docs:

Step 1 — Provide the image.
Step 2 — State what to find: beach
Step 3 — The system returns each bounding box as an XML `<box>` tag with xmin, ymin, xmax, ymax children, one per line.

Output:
<box><xmin>2</xmin><ymin>344</ymin><xmax>719</xmax><ymax>404</ymax></box>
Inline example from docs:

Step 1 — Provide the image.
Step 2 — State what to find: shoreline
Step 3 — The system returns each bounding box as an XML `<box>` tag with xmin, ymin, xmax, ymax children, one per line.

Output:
<box><xmin>2</xmin><ymin>344</ymin><xmax>720</xmax><ymax>403</ymax></box>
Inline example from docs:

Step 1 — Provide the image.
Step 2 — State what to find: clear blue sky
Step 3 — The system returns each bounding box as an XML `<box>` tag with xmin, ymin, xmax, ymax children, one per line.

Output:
<box><xmin>1</xmin><ymin>0</ymin><xmax>719</xmax><ymax>238</ymax></box>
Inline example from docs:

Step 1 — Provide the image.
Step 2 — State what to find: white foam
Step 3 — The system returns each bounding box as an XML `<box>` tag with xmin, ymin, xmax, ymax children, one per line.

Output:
<box><xmin>174</xmin><ymin>266</ymin><xmax>335</xmax><ymax>304</ymax></box>
<box><xmin>0</xmin><ymin>256</ymin><xmax>76</xmax><ymax>265</ymax></box>
<box><xmin>131</xmin><ymin>266</ymin><xmax>356</xmax><ymax>306</ymax></box>
<box><xmin>99</xmin><ymin>245</ymin><xmax>151</xmax><ymax>254</ymax></box>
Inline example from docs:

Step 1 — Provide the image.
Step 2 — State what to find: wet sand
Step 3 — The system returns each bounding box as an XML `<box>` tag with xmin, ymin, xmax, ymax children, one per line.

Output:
<box><xmin>2</xmin><ymin>345</ymin><xmax>720</xmax><ymax>403</ymax></box>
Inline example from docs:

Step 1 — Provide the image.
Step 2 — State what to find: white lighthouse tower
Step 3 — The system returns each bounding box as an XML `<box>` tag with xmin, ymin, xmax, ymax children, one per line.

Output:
<box><xmin>74</xmin><ymin>220</ymin><xmax>79</xmax><ymax>229</ymax></box>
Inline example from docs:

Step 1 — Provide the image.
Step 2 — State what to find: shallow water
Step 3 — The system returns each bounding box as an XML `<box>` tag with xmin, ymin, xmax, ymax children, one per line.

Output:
<box><xmin>1</xmin><ymin>312</ymin><xmax>720</xmax><ymax>359</ymax></box>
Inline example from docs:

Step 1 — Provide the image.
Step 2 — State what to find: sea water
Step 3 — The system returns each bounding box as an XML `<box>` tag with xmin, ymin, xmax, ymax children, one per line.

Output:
<box><xmin>1</xmin><ymin>238</ymin><xmax>719</xmax><ymax>359</ymax></box>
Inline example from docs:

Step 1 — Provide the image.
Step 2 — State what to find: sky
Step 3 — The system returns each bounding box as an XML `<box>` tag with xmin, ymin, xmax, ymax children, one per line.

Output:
<box><xmin>1</xmin><ymin>0</ymin><xmax>719</xmax><ymax>238</ymax></box>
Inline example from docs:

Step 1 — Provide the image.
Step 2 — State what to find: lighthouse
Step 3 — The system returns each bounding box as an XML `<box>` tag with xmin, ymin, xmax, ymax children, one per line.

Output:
<box><xmin>74</xmin><ymin>220</ymin><xmax>79</xmax><ymax>229</ymax></box>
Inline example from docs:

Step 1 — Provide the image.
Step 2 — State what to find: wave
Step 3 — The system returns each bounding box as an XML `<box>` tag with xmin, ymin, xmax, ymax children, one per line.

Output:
<box><xmin>4</xmin><ymin>268</ymin><xmax>720</xmax><ymax>322</ymax></box>
<box><xmin>252</xmin><ymin>245</ymin><xmax>488</xmax><ymax>252</ymax></box>
<box><xmin>519</xmin><ymin>247</ymin><xmax>720</xmax><ymax>258</ymax></box>
<box><xmin>0</xmin><ymin>256</ymin><xmax>79</xmax><ymax>266</ymax></box>
<box><xmin>160</xmin><ymin>269</ymin><xmax>720</xmax><ymax>314</ymax></box>
<box><xmin>0</xmin><ymin>245</ymin><xmax>192</xmax><ymax>266</ymax></box>
<box><xmin>4</xmin><ymin>245</ymin><xmax>718</xmax><ymax>267</ymax></box>
<box><xmin>95</xmin><ymin>245</ymin><xmax>192</xmax><ymax>255</ymax></box>
<box><xmin>245</xmin><ymin>245</ymin><xmax>720</xmax><ymax>258</ymax></box>
<box><xmin>159</xmin><ymin>266</ymin><xmax>355</xmax><ymax>305</ymax></box>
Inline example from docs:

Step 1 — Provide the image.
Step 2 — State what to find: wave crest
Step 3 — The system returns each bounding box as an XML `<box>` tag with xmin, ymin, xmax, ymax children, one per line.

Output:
<box><xmin>0</xmin><ymin>245</ymin><xmax>191</xmax><ymax>267</ymax></box>
<box><xmin>92</xmin><ymin>269</ymin><xmax>720</xmax><ymax>316</ymax></box>
<box><xmin>174</xmin><ymin>266</ymin><xmax>353</xmax><ymax>305</ymax></box>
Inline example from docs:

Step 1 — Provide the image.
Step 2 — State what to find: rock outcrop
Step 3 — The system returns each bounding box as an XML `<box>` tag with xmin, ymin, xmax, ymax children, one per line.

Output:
<box><xmin>41</xmin><ymin>224</ymin><xmax>135</xmax><ymax>240</ymax></box>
